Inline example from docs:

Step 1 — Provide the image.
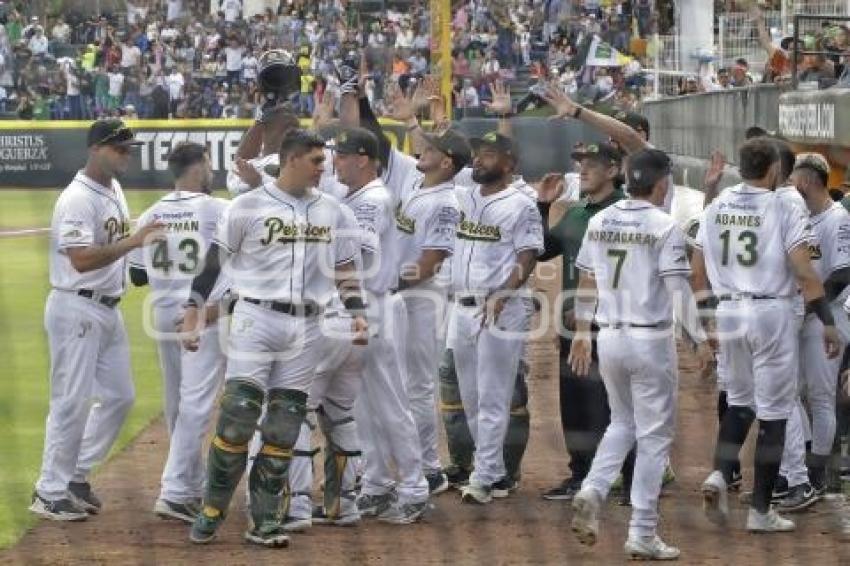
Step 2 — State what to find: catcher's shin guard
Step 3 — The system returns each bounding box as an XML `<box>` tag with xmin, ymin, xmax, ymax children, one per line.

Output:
<box><xmin>204</xmin><ymin>380</ymin><xmax>264</xmax><ymax>514</ymax></box>
<box><xmin>249</xmin><ymin>389</ymin><xmax>307</xmax><ymax>530</ymax></box>
<box><xmin>317</xmin><ymin>402</ymin><xmax>361</xmax><ymax>518</ymax></box>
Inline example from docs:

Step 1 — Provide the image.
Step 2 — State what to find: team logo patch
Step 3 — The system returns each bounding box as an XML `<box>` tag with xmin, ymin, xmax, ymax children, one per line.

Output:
<box><xmin>63</xmin><ymin>229</ymin><xmax>83</xmax><ymax>239</ymax></box>
<box><xmin>395</xmin><ymin>204</ymin><xmax>415</xmax><ymax>234</ymax></box>
<box><xmin>456</xmin><ymin>213</ymin><xmax>501</xmax><ymax>241</ymax></box>
<box><xmin>104</xmin><ymin>217</ymin><xmax>130</xmax><ymax>243</ymax></box>
<box><xmin>260</xmin><ymin>217</ymin><xmax>332</xmax><ymax>245</ymax></box>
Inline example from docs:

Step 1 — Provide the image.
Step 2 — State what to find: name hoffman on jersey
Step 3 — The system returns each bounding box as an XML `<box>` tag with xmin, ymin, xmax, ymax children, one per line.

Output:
<box><xmin>260</xmin><ymin>217</ymin><xmax>332</xmax><ymax>245</ymax></box>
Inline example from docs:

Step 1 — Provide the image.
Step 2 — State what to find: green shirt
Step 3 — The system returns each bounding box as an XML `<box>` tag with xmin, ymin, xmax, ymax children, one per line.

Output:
<box><xmin>540</xmin><ymin>189</ymin><xmax>626</xmax><ymax>298</ymax></box>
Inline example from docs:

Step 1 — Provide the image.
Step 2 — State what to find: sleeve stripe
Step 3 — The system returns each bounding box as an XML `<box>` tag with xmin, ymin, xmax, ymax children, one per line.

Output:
<box><xmin>659</xmin><ymin>269</ymin><xmax>692</xmax><ymax>277</ymax></box>
<box><xmin>420</xmin><ymin>246</ymin><xmax>454</xmax><ymax>252</ymax></box>
<box><xmin>335</xmin><ymin>254</ymin><xmax>356</xmax><ymax>266</ymax></box>
<box><xmin>516</xmin><ymin>244</ymin><xmax>544</xmax><ymax>254</ymax></box>
<box><xmin>786</xmin><ymin>236</ymin><xmax>812</xmax><ymax>252</ymax></box>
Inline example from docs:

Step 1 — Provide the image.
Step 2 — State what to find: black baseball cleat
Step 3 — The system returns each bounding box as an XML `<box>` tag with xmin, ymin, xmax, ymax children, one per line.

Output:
<box><xmin>427</xmin><ymin>472</ymin><xmax>449</xmax><ymax>495</ymax></box>
<box><xmin>68</xmin><ymin>481</ymin><xmax>102</xmax><ymax>514</ymax></box>
<box><xmin>154</xmin><ymin>498</ymin><xmax>200</xmax><ymax>524</ymax></box>
<box><xmin>542</xmin><ymin>478</ymin><xmax>582</xmax><ymax>501</ymax></box>
<box><xmin>443</xmin><ymin>465</ymin><xmax>470</xmax><ymax>489</ymax></box>
<box><xmin>776</xmin><ymin>483</ymin><xmax>820</xmax><ymax>513</ymax></box>
<box><xmin>29</xmin><ymin>492</ymin><xmax>88</xmax><ymax>522</ymax></box>
<box><xmin>771</xmin><ymin>476</ymin><xmax>789</xmax><ymax>501</ymax></box>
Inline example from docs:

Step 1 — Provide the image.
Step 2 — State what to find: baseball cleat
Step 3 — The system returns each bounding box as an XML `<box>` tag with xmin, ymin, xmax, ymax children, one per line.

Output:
<box><xmin>154</xmin><ymin>498</ymin><xmax>200</xmax><ymax>524</ymax></box>
<box><xmin>460</xmin><ymin>481</ymin><xmax>492</xmax><ymax>504</ymax></box>
<box><xmin>624</xmin><ymin>535</ymin><xmax>680</xmax><ymax>560</ymax></box>
<box><xmin>701</xmin><ymin>471</ymin><xmax>729</xmax><ymax>525</ymax></box>
<box><xmin>492</xmin><ymin>477</ymin><xmax>518</xmax><ymax>499</ymax></box>
<box><xmin>776</xmin><ymin>483</ymin><xmax>819</xmax><ymax>513</ymax></box>
<box><xmin>378</xmin><ymin>501</ymin><xmax>427</xmax><ymax>525</ymax></box>
<box><xmin>189</xmin><ymin>506</ymin><xmax>225</xmax><ymax>544</ymax></box>
<box><xmin>244</xmin><ymin>524</ymin><xmax>290</xmax><ymax>548</ymax></box>
<box><xmin>68</xmin><ymin>481</ymin><xmax>102</xmax><ymax>514</ymax></box>
<box><xmin>542</xmin><ymin>478</ymin><xmax>582</xmax><ymax>501</ymax></box>
<box><xmin>355</xmin><ymin>492</ymin><xmax>395</xmax><ymax>517</ymax></box>
<box><xmin>282</xmin><ymin>515</ymin><xmax>313</xmax><ymax>532</ymax></box>
<box><xmin>29</xmin><ymin>492</ymin><xmax>88</xmax><ymax>522</ymax></box>
<box><xmin>771</xmin><ymin>476</ymin><xmax>789</xmax><ymax>501</ymax></box>
<box><xmin>312</xmin><ymin>505</ymin><xmax>360</xmax><ymax>527</ymax></box>
<box><xmin>443</xmin><ymin>466</ymin><xmax>470</xmax><ymax>489</ymax></box>
<box><xmin>746</xmin><ymin>507</ymin><xmax>795</xmax><ymax>533</ymax></box>
<box><xmin>728</xmin><ymin>469</ymin><xmax>743</xmax><ymax>492</ymax></box>
<box><xmin>427</xmin><ymin>472</ymin><xmax>449</xmax><ymax>496</ymax></box>
<box><xmin>571</xmin><ymin>488</ymin><xmax>601</xmax><ymax>546</ymax></box>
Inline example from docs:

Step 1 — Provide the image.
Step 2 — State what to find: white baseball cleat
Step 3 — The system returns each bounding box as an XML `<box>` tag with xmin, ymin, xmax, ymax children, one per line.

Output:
<box><xmin>746</xmin><ymin>507</ymin><xmax>795</xmax><ymax>533</ymax></box>
<box><xmin>624</xmin><ymin>535</ymin><xmax>680</xmax><ymax>560</ymax></box>
<box><xmin>282</xmin><ymin>515</ymin><xmax>313</xmax><ymax>532</ymax></box>
<box><xmin>460</xmin><ymin>480</ymin><xmax>493</xmax><ymax>504</ymax></box>
<box><xmin>571</xmin><ymin>488</ymin><xmax>601</xmax><ymax>546</ymax></box>
<box><xmin>701</xmin><ymin>471</ymin><xmax>728</xmax><ymax>526</ymax></box>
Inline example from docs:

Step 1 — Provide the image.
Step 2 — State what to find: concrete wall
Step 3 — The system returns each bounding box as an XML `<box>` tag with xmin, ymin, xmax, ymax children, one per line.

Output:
<box><xmin>642</xmin><ymin>85</ymin><xmax>782</xmax><ymax>165</ymax></box>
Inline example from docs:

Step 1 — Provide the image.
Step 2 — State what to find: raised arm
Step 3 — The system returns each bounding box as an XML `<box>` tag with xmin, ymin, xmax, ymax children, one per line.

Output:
<box><xmin>542</xmin><ymin>82</ymin><xmax>647</xmax><ymax>153</ymax></box>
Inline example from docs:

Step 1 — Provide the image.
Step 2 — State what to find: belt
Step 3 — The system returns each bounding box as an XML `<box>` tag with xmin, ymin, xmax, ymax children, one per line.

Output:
<box><xmin>718</xmin><ymin>294</ymin><xmax>778</xmax><ymax>301</ymax></box>
<box><xmin>598</xmin><ymin>321</ymin><xmax>672</xmax><ymax>330</ymax></box>
<box><xmin>457</xmin><ymin>295</ymin><xmax>485</xmax><ymax>307</ymax></box>
<box><xmin>243</xmin><ymin>297</ymin><xmax>321</xmax><ymax>317</ymax></box>
<box><xmin>77</xmin><ymin>289</ymin><xmax>121</xmax><ymax>308</ymax></box>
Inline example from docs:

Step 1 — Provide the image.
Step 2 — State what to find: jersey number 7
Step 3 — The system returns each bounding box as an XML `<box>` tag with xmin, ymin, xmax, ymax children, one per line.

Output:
<box><xmin>607</xmin><ymin>249</ymin><xmax>627</xmax><ymax>288</ymax></box>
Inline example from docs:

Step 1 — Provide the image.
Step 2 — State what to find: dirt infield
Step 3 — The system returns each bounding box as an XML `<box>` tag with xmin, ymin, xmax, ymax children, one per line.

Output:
<box><xmin>3</xmin><ymin>341</ymin><xmax>848</xmax><ymax>566</ymax></box>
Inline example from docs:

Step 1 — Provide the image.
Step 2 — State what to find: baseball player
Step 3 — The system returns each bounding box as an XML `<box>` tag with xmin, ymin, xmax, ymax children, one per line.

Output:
<box><xmin>30</xmin><ymin>119</ymin><xmax>163</xmax><ymax>521</ymax></box>
<box><xmin>183</xmin><ymin>129</ymin><xmax>367</xmax><ymax>547</ymax></box>
<box><xmin>393</xmin><ymin>128</ymin><xmax>468</xmax><ymax>493</ymax></box>
<box><xmin>328</xmin><ymin>127</ymin><xmax>430</xmax><ymax>523</ymax></box>
<box><xmin>568</xmin><ymin>149</ymin><xmax>711</xmax><ymax>560</ymax></box>
<box><xmin>448</xmin><ymin>131</ymin><xmax>543</xmax><ymax>504</ymax></box>
<box><xmin>694</xmin><ymin>138</ymin><xmax>841</xmax><ymax>532</ymax></box>
<box><xmin>127</xmin><ymin>142</ymin><xmax>230</xmax><ymax>523</ymax></box>
<box><xmin>775</xmin><ymin>154</ymin><xmax>850</xmax><ymax>512</ymax></box>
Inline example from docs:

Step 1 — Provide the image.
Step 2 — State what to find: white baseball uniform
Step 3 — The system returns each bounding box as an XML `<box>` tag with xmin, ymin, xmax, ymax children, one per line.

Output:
<box><xmin>128</xmin><ymin>191</ymin><xmax>230</xmax><ymax>504</ymax></box>
<box><xmin>36</xmin><ymin>172</ymin><xmax>135</xmax><ymax>501</ymax></box>
<box><xmin>780</xmin><ymin>202</ymin><xmax>850</xmax><ymax>486</ymax></box>
<box><xmin>575</xmin><ymin>199</ymin><xmax>691</xmax><ymax>539</ymax></box>
<box><xmin>396</xmin><ymin>179</ymin><xmax>461</xmax><ymax>476</ymax></box>
<box><xmin>345</xmin><ymin>178</ymin><xmax>429</xmax><ymax>505</ymax></box>
<box><xmin>446</xmin><ymin>184</ymin><xmax>543</xmax><ymax>487</ymax></box>
<box><xmin>695</xmin><ymin>183</ymin><xmax>812</xmax><ymax>421</ymax></box>
<box><xmin>214</xmin><ymin>183</ymin><xmax>358</xmax><ymax>393</ymax></box>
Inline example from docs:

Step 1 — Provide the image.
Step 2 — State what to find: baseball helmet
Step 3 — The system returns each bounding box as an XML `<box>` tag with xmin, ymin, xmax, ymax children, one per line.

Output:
<box><xmin>258</xmin><ymin>49</ymin><xmax>301</xmax><ymax>101</ymax></box>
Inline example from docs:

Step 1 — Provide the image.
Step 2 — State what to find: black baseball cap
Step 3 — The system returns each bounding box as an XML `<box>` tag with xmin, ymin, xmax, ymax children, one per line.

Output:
<box><xmin>87</xmin><ymin>119</ymin><xmax>143</xmax><ymax>148</ymax></box>
<box><xmin>571</xmin><ymin>142</ymin><xmax>623</xmax><ymax>165</ymax></box>
<box><xmin>333</xmin><ymin>127</ymin><xmax>379</xmax><ymax>159</ymax></box>
<box><xmin>626</xmin><ymin>148</ymin><xmax>671</xmax><ymax>190</ymax></box>
<box><xmin>613</xmin><ymin>110</ymin><xmax>650</xmax><ymax>136</ymax></box>
<box><xmin>420</xmin><ymin>128</ymin><xmax>472</xmax><ymax>171</ymax></box>
<box><xmin>470</xmin><ymin>131</ymin><xmax>515</xmax><ymax>157</ymax></box>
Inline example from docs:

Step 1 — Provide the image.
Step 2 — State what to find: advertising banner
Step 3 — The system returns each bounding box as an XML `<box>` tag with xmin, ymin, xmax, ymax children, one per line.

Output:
<box><xmin>0</xmin><ymin>119</ymin><xmax>413</xmax><ymax>190</ymax></box>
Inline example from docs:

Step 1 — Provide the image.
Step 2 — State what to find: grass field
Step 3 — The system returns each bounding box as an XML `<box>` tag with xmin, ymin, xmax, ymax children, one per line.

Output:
<box><xmin>0</xmin><ymin>189</ymin><xmax>178</xmax><ymax>548</ymax></box>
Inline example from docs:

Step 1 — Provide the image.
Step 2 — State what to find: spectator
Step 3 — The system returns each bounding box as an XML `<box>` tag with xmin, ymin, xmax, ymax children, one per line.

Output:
<box><xmin>51</xmin><ymin>17</ymin><xmax>70</xmax><ymax>45</ymax></box>
<box><xmin>221</xmin><ymin>0</ymin><xmax>243</xmax><ymax>24</ymax></box>
<box><xmin>106</xmin><ymin>66</ymin><xmax>124</xmax><ymax>111</ymax></box>
<box><xmin>28</xmin><ymin>27</ymin><xmax>48</xmax><ymax>58</ymax></box>
<box><xmin>224</xmin><ymin>36</ymin><xmax>244</xmax><ymax>86</ymax></box>
<box><xmin>166</xmin><ymin>66</ymin><xmax>185</xmax><ymax>115</ymax></box>
<box><xmin>120</xmin><ymin>36</ymin><xmax>142</xmax><ymax>74</ymax></box>
<box><xmin>730</xmin><ymin>58</ymin><xmax>753</xmax><ymax>87</ymax></box>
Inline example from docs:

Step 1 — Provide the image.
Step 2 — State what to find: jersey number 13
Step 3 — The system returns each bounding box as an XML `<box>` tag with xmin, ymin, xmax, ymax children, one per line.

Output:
<box><xmin>719</xmin><ymin>230</ymin><xmax>758</xmax><ymax>267</ymax></box>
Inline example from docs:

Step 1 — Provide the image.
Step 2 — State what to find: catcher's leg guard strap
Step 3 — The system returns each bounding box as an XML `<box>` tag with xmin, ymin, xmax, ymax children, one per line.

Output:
<box><xmin>205</xmin><ymin>380</ymin><xmax>264</xmax><ymax>513</ymax></box>
<box><xmin>249</xmin><ymin>388</ymin><xmax>307</xmax><ymax>528</ymax></box>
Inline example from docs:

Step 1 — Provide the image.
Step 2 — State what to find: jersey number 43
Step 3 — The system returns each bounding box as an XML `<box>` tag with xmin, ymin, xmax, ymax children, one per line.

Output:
<box><xmin>151</xmin><ymin>238</ymin><xmax>201</xmax><ymax>275</ymax></box>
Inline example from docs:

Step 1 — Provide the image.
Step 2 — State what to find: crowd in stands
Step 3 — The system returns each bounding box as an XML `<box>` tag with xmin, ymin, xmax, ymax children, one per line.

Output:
<box><xmin>1</xmin><ymin>0</ymin><xmax>765</xmax><ymax>121</ymax></box>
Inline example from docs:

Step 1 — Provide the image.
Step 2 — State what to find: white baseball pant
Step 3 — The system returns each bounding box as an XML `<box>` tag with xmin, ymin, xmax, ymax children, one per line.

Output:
<box><xmin>36</xmin><ymin>290</ymin><xmax>135</xmax><ymax>500</ymax></box>
<box><xmin>780</xmin><ymin>314</ymin><xmax>842</xmax><ymax>486</ymax></box>
<box><xmin>289</xmin><ymin>312</ymin><xmax>364</xmax><ymax>520</ymax></box>
<box><xmin>402</xmin><ymin>289</ymin><xmax>448</xmax><ymax>476</ymax></box>
<box><xmin>355</xmin><ymin>293</ymin><xmax>428</xmax><ymax>504</ymax></box>
<box><xmin>718</xmin><ymin>299</ymin><xmax>799</xmax><ymax>421</ymax></box>
<box><xmin>153</xmin><ymin>306</ymin><xmax>226</xmax><ymax>503</ymax></box>
<box><xmin>582</xmin><ymin>327</ymin><xmax>678</xmax><ymax>539</ymax></box>
<box><xmin>447</xmin><ymin>296</ymin><xmax>531</xmax><ymax>486</ymax></box>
